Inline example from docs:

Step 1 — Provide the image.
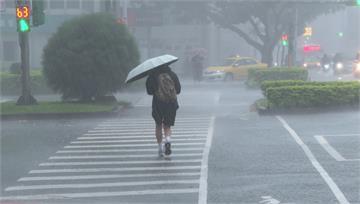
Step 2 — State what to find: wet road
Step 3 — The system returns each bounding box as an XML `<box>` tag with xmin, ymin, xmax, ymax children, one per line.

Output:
<box><xmin>1</xmin><ymin>79</ymin><xmax>359</xmax><ymax>204</ymax></box>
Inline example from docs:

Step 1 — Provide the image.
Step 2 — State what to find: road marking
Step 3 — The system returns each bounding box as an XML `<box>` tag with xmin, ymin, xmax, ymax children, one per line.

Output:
<box><xmin>56</xmin><ymin>147</ymin><xmax>203</xmax><ymax>154</ymax></box>
<box><xmin>49</xmin><ymin>153</ymin><xmax>202</xmax><ymax>160</ymax></box>
<box><xmin>100</xmin><ymin>121</ymin><xmax>210</xmax><ymax>125</ymax></box>
<box><xmin>87</xmin><ymin>130</ymin><xmax>208</xmax><ymax>134</ymax></box>
<box><xmin>39</xmin><ymin>159</ymin><xmax>202</xmax><ymax>166</ymax></box>
<box><xmin>88</xmin><ymin>128</ymin><xmax>208</xmax><ymax>133</ymax></box>
<box><xmin>104</xmin><ymin>118</ymin><xmax>211</xmax><ymax>122</ymax></box>
<box><xmin>64</xmin><ymin>143</ymin><xmax>204</xmax><ymax>149</ymax></box>
<box><xmin>77</xmin><ymin>136</ymin><xmax>207</xmax><ymax>140</ymax></box>
<box><xmin>84</xmin><ymin>132</ymin><xmax>207</xmax><ymax>136</ymax></box>
<box><xmin>0</xmin><ymin>188</ymin><xmax>199</xmax><ymax>201</ymax></box>
<box><xmin>29</xmin><ymin>166</ymin><xmax>201</xmax><ymax>174</ymax></box>
<box><xmin>1</xmin><ymin>115</ymin><xmax>212</xmax><ymax>202</ymax></box>
<box><xmin>94</xmin><ymin>126</ymin><xmax>210</xmax><ymax>130</ymax></box>
<box><xmin>198</xmin><ymin>116</ymin><xmax>215</xmax><ymax>204</ymax></box>
<box><xmin>98</xmin><ymin>123</ymin><xmax>210</xmax><ymax>126</ymax></box>
<box><xmin>259</xmin><ymin>196</ymin><xmax>280</xmax><ymax>204</ymax></box>
<box><xmin>314</xmin><ymin>135</ymin><xmax>346</xmax><ymax>161</ymax></box>
<box><xmin>18</xmin><ymin>172</ymin><xmax>201</xmax><ymax>181</ymax></box>
<box><xmin>276</xmin><ymin>116</ymin><xmax>350</xmax><ymax>204</ymax></box>
<box><xmin>71</xmin><ymin>138</ymin><xmax>206</xmax><ymax>144</ymax></box>
<box><xmin>6</xmin><ymin>179</ymin><xmax>200</xmax><ymax>191</ymax></box>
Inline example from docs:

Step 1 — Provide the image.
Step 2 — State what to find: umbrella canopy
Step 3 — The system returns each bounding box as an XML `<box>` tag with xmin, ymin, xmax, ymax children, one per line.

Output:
<box><xmin>125</xmin><ymin>54</ymin><xmax>178</xmax><ymax>83</ymax></box>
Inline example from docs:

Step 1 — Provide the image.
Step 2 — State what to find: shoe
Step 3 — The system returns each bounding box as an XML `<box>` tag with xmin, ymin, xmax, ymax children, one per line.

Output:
<box><xmin>164</xmin><ymin>141</ymin><xmax>171</xmax><ymax>156</ymax></box>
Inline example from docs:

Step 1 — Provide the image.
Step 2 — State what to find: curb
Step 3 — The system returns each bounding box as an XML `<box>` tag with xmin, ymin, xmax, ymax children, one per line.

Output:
<box><xmin>257</xmin><ymin>105</ymin><xmax>360</xmax><ymax>115</ymax></box>
<box><xmin>0</xmin><ymin>105</ymin><xmax>127</xmax><ymax>121</ymax></box>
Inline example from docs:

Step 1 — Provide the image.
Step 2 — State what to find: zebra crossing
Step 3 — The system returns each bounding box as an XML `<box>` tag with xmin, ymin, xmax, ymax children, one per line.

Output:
<box><xmin>0</xmin><ymin>115</ymin><xmax>215</xmax><ymax>203</ymax></box>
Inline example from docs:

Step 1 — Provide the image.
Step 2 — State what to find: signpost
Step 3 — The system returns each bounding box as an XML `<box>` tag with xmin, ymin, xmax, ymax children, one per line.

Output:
<box><xmin>16</xmin><ymin>0</ymin><xmax>37</xmax><ymax>105</ymax></box>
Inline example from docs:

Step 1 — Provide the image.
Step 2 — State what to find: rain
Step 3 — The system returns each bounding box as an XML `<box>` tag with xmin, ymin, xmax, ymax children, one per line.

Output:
<box><xmin>0</xmin><ymin>0</ymin><xmax>359</xmax><ymax>203</ymax></box>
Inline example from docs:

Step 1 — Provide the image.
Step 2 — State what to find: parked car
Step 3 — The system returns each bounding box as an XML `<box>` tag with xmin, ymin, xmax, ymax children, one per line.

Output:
<box><xmin>203</xmin><ymin>56</ymin><xmax>267</xmax><ymax>81</ymax></box>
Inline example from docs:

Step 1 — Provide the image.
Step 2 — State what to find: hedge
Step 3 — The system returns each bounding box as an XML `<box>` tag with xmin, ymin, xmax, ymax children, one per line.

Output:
<box><xmin>261</xmin><ymin>80</ymin><xmax>359</xmax><ymax>96</ymax></box>
<box><xmin>266</xmin><ymin>83</ymin><xmax>360</xmax><ymax>108</ymax></box>
<box><xmin>246</xmin><ymin>67</ymin><xmax>308</xmax><ymax>88</ymax></box>
<box><xmin>0</xmin><ymin>71</ymin><xmax>54</xmax><ymax>95</ymax></box>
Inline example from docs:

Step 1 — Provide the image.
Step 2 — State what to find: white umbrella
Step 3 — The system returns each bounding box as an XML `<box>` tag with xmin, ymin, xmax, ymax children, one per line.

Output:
<box><xmin>125</xmin><ymin>54</ymin><xmax>178</xmax><ymax>83</ymax></box>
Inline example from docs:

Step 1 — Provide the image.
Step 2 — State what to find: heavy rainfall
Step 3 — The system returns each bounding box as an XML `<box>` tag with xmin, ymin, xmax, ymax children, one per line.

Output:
<box><xmin>0</xmin><ymin>0</ymin><xmax>359</xmax><ymax>204</ymax></box>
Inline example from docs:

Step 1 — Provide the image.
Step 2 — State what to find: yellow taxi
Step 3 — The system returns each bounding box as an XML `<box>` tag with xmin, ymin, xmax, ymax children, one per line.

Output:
<box><xmin>202</xmin><ymin>56</ymin><xmax>267</xmax><ymax>81</ymax></box>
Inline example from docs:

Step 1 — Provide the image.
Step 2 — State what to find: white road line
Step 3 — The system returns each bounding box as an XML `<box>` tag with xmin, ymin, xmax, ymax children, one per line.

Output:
<box><xmin>314</xmin><ymin>135</ymin><xmax>346</xmax><ymax>161</ymax></box>
<box><xmin>49</xmin><ymin>153</ymin><xmax>202</xmax><ymax>160</ymax></box>
<box><xmin>77</xmin><ymin>136</ymin><xmax>207</xmax><ymax>140</ymax></box>
<box><xmin>0</xmin><ymin>188</ymin><xmax>199</xmax><ymax>200</ymax></box>
<box><xmin>88</xmin><ymin>130</ymin><xmax>208</xmax><ymax>133</ymax></box>
<box><xmin>39</xmin><ymin>159</ymin><xmax>202</xmax><ymax>166</ymax></box>
<box><xmin>98</xmin><ymin>123</ymin><xmax>210</xmax><ymax>127</ymax></box>
<box><xmin>105</xmin><ymin>117</ymin><xmax>211</xmax><ymax>121</ymax></box>
<box><xmin>101</xmin><ymin>120</ymin><xmax>210</xmax><ymax>124</ymax></box>
<box><xmin>6</xmin><ymin>179</ymin><xmax>200</xmax><ymax>191</ymax></box>
<box><xmin>276</xmin><ymin>116</ymin><xmax>350</xmax><ymax>204</ymax></box>
<box><xmin>56</xmin><ymin>148</ymin><xmax>203</xmax><ymax>154</ymax></box>
<box><xmin>89</xmin><ymin>128</ymin><xmax>208</xmax><ymax>132</ymax></box>
<box><xmin>29</xmin><ymin>166</ymin><xmax>201</xmax><ymax>174</ymax></box>
<box><xmin>64</xmin><ymin>143</ymin><xmax>204</xmax><ymax>149</ymax></box>
<box><xmin>94</xmin><ymin>126</ymin><xmax>210</xmax><ymax>130</ymax></box>
<box><xmin>198</xmin><ymin>116</ymin><xmax>215</xmax><ymax>204</ymax></box>
<box><xmin>84</xmin><ymin>132</ymin><xmax>207</xmax><ymax>136</ymax></box>
<box><xmin>18</xmin><ymin>172</ymin><xmax>201</xmax><ymax>181</ymax></box>
<box><xmin>71</xmin><ymin>138</ymin><xmax>206</xmax><ymax>144</ymax></box>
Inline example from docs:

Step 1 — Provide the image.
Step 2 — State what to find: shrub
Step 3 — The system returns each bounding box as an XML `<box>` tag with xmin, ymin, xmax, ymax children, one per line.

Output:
<box><xmin>9</xmin><ymin>62</ymin><xmax>21</xmax><ymax>75</ymax></box>
<box><xmin>42</xmin><ymin>13</ymin><xmax>140</xmax><ymax>102</ymax></box>
<box><xmin>0</xmin><ymin>71</ymin><xmax>53</xmax><ymax>95</ymax></box>
<box><xmin>266</xmin><ymin>83</ymin><xmax>360</xmax><ymax>109</ymax></box>
<box><xmin>246</xmin><ymin>67</ymin><xmax>308</xmax><ymax>88</ymax></box>
<box><xmin>261</xmin><ymin>80</ymin><xmax>359</xmax><ymax>96</ymax></box>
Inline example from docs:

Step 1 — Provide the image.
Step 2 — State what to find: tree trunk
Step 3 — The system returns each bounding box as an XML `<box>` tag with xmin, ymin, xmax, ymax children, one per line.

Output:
<box><xmin>260</xmin><ymin>45</ymin><xmax>274</xmax><ymax>67</ymax></box>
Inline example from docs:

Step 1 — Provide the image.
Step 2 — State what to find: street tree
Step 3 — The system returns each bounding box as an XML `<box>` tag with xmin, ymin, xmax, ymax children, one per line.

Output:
<box><xmin>42</xmin><ymin>13</ymin><xmax>140</xmax><ymax>102</ymax></box>
<box><xmin>145</xmin><ymin>1</ymin><xmax>342</xmax><ymax>66</ymax></box>
<box><xmin>207</xmin><ymin>2</ymin><xmax>342</xmax><ymax>66</ymax></box>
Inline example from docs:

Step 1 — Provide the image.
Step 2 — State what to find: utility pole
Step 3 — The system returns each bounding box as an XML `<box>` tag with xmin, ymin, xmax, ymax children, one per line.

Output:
<box><xmin>16</xmin><ymin>0</ymin><xmax>37</xmax><ymax>105</ymax></box>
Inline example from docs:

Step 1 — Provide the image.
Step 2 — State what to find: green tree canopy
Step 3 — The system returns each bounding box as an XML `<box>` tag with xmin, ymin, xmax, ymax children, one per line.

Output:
<box><xmin>42</xmin><ymin>13</ymin><xmax>140</xmax><ymax>101</ymax></box>
<box><xmin>140</xmin><ymin>1</ymin><xmax>343</xmax><ymax>66</ymax></box>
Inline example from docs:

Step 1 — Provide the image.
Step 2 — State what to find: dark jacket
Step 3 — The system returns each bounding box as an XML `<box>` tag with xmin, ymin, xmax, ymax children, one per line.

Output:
<box><xmin>146</xmin><ymin>67</ymin><xmax>181</xmax><ymax>109</ymax></box>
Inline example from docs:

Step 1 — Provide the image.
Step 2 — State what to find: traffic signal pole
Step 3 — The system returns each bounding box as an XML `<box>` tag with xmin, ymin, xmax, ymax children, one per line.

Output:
<box><xmin>16</xmin><ymin>0</ymin><xmax>36</xmax><ymax>105</ymax></box>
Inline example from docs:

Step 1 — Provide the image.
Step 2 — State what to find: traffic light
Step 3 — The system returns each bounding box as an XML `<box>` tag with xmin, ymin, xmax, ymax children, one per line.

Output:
<box><xmin>357</xmin><ymin>0</ymin><xmax>360</xmax><ymax>6</ymax></box>
<box><xmin>304</xmin><ymin>27</ymin><xmax>312</xmax><ymax>37</ymax></box>
<box><xmin>32</xmin><ymin>0</ymin><xmax>45</xmax><ymax>26</ymax></box>
<box><xmin>281</xmin><ymin>34</ymin><xmax>288</xmax><ymax>46</ymax></box>
<box><xmin>16</xmin><ymin>1</ymin><xmax>30</xmax><ymax>32</ymax></box>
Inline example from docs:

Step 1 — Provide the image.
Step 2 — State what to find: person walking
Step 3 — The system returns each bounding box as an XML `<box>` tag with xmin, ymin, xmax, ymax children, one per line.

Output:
<box><xmin>191</xmin><ymin>53</ymin><xmax>204</xmax><ymax>82</ymax></box>
<box><xmin>146</xmin><ymin>65</ymin><xmax>181</xmax><ymax>157</ymax></box>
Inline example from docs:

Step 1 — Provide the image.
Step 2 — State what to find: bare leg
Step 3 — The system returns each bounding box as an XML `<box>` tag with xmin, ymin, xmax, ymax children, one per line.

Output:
<box><xmin>155</xmin><ymin>123</ymin><xmax>163</xmax><ymax>144</ymax></box>
<box><xmin>163</xmin><ymin>125</ymin><xmax>172</xmax><ymax>155</ymax></box>
<box><xmin>163</xmin><ymin>125</ymin><xmax>171</xmax><ymax>140</ymax></box>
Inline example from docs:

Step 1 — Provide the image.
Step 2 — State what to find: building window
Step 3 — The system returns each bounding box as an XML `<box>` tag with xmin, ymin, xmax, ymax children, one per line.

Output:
<box><xmin>67</xmin><ymin>0</ymin><xmax>80</xmax><ymax>9</ymax></box>
<box><xmin>49</xmin><ymin>0</ymin><xmax>65</xmax><ymax>9</ymax></box>
<box><xmin>3</xmin><ymin>41</ymin><xmax>17</xmax><ymax>61</ymax></box>
<box><xmin>82</xmin><ymin>0</ymin><xmax>94</xmax><ymax>12</ymax></box>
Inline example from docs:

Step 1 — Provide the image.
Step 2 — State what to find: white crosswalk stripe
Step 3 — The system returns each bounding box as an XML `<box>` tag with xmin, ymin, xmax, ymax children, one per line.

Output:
<box><xmin>0</xmin><ymin>116</ymin><xmax>213</xmax><ymax>203</ymax></box>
